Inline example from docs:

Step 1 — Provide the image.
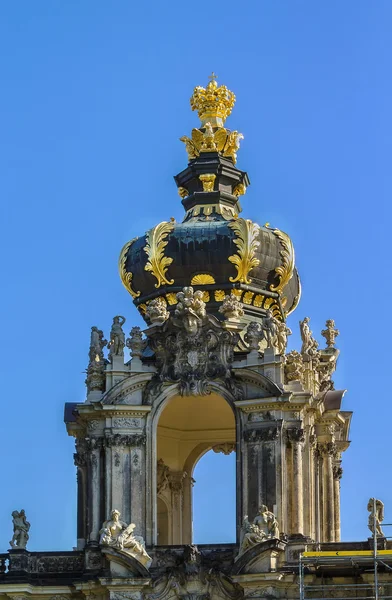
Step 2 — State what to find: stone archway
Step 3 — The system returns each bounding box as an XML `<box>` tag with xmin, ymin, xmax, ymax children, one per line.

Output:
<box><xmin>155</xmin><ymin>392</ymin><xmax>236</xmax><ymax>545</ymax></box>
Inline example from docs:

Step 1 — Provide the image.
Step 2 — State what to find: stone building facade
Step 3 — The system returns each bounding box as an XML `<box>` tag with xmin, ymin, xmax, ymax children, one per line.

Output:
<box><xmin>1</xmin><ymin>75</ymin><xmax>390</xmax><ymax>600</ymax></box>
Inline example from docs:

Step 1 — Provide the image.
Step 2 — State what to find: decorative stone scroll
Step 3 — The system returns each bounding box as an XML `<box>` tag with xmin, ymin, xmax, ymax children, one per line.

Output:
<box><xmin>244</xmin><ymin>427</ymin><xmax>279</xmax><ymax>442</ymax></box>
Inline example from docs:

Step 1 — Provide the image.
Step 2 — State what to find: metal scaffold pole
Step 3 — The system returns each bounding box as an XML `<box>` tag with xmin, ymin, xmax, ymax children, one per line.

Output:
<box><xmin>374</xmin><ymin>497</ymin><xmax>379</xmax><ymax>600</ymax></box>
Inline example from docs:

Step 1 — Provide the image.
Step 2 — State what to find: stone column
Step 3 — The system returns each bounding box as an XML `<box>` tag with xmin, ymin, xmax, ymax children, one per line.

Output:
<box><xmin>182</xmin><ymin>472</ymin><xmax>194</xmax><ymax>545</ymax></box>
<box><xmin>333</xmin><ymin>463</ymin><xmax>343</xmax><ymax>542</ymax></box>
<box><xmin>287</xmin><ymin>428</ymin><xmax>305</xmax><ymax>534</ymax></box>
<box><xmin>243</xmin><ymin>426</ymin><xmax>279</xmax><ymax>521</ymax></box>
<box><xmin>105</xmin><ymin>433</ymin><xmax>147</xmax><ymax>537</ymax></box>
<box><xmin>88</xmin><ymin>437</ymin><xmax>103</xmax><ymax>543</ymax></box>
<box><xmin>74</xmin><ymin>438</ymin><xmax>88</xmax><ymax>549</ymax></box>
<box><xmin>169</xmin><ymin>472</ymin><xmax>186</xmax><ymax>544</ymax></box>
<box><xmin>314</xmin><ymin>444</ymin><xmax>321</xmax><ymax>542</ymax></box>
<box><xmin>320</xmin><ymin>442</ymin><xmax>335</xmax><ymax>542</ymax></box>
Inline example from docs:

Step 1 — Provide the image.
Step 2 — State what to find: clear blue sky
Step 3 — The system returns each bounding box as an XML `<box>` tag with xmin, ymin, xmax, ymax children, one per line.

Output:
<box><xmin>1</xmin><ymin>0</ymin><xmax>391</xmax><ymax>551</ymax></box>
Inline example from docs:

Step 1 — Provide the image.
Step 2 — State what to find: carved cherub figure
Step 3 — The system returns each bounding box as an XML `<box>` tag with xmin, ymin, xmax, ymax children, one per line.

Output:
<box><xmin>9</xmin><ymin>510</ymin><xmax>30</xmax><ymax>549</ymax></box>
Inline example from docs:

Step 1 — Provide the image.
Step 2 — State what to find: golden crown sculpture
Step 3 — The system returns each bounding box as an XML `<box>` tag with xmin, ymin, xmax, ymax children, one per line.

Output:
<box><xmin>190</xmin><ymin>73</ymin><xmax>236</xmax><ymax>127</ymax></box>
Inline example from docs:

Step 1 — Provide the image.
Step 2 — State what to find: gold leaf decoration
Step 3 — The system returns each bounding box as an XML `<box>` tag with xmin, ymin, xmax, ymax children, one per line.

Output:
<box><xmin>201</xmin><ymin>291</ymin><xmax>210</xmax><ymax>302</ymax></box>
<box><xmin>270</xmin><ymin>228</ymin><xmax>295</xmax><ymax>301</ymax></box>
<box><xmin>254</xmin><ymin>294</ymin><xmax>264</xmax><ymax>307</ymax></box>
<box><xmin>191</xmin><ymin>274</ymin><xmax>216</xmax><ymax>285</ymax></box>
<box><xmin>243</xmin><ymin>291</ymin><xmax>254</xmax><ymax>305</ymax></box>
<box><xmin>166</xmin><ymin>292</ymin><xmax>178</xmax><ymax>305</ymax></box>
<box><xmin>214</xmin><ymin>290</ymin><xmax>226</xmax><ymax>301</ymax></box>
<box><xmin>138</xmin><ymin>303</ymin><xmax>147</xmax><ymax>314</ymax></box>
<box><xmin>231</xmin><ymin>289</ymin><xmax>243</xmax><ymax>300</ymax></box>
<box><xmin>228</xmin><ymin>218</ymin><xmax>261</xmax><ymax>284</ymax></box>
<box><xmin>118</xmin><ymin>238</ymin><xmax>141</xmax><ymax>299</ymax></box>
<box><xmin>144</xmin><ymin>221</ymin><xmax>175</xmax><ymax>288</ymax></box>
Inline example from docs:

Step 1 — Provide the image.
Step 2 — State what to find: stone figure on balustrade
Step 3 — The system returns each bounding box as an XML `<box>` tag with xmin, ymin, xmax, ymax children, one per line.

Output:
<box><xmin>9</xmin><ymin>509</ymin><xmax>30</xmax><ymax>549</ymax></box>
<box><xmin>99</xmin><ymin>509</ymin><xmax>152</xmax><ymax>567</ymax></box>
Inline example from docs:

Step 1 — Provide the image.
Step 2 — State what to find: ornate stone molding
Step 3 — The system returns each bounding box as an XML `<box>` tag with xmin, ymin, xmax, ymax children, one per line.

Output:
<box><xmin>285</xmin><ymin>428</ymin><xmax>305</xmax><ymax>445</ymax></box>
<box><xmin>105</xmin><ymin>434</ymin><xmax>146</xmax><ymax>448</ymax></box>
<box><xmin>244</xmin><ymin>427</ymin><xmax>280</xmax><ymax>442</ymax></box>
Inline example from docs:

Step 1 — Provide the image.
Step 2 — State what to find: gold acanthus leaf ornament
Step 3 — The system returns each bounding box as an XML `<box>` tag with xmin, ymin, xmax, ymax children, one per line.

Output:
<box><xmin>228</xmin><ymin>218</ymin><xmax>261</xmax><ymax>284</ymax></box>
<box><xmin>118</xmin><ymin>238</ymin><xmax>141</xmax><ymax>299</ymax></box>
<box><xmin>143</xmin><ymin>221</ymin><xmax>175</xmax><ymax>288</ymax></box>
<box><xmin>270</xmin><ymin>228</ymin><xmax>295</xmax><ymax>301</ymax></box>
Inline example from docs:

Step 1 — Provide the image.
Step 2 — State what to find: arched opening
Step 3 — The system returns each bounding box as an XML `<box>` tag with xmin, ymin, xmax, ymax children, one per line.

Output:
<box><xmin>193</xmin><ymin>449</ymin><xmax>236</xmax><ymax>544</ymax></box>
<box><xmin>156</xmin><ymin>392</ymin><xmax>236</xmax><ymax>545</ymax></box>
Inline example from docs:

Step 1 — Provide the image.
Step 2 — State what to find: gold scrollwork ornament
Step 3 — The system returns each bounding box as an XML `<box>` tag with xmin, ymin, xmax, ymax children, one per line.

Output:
<box><xmin>228</xmin><ymin>218</ymin><xmax>261</xmax><ymax>284</ymax></box>
<box><xmin>118</xmin><ymin>238</ymin><xmax>141</xmax><ymax>299</ymax></box>
<box><xmin>270</xmin><ymin>228</ymin><xmax>295</xmax><ymax>302</ymax></box>
<box><xmin>144</xmin><ymin>221</ymin><xmax>175</xmax><ymax>288</ymax></box>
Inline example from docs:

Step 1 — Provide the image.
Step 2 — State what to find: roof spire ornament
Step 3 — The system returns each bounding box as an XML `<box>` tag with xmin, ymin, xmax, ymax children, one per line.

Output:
<box><xmin>190</xmin><ymin>74</ymin><xmax>236</xmax><ymax>127</ymax></box>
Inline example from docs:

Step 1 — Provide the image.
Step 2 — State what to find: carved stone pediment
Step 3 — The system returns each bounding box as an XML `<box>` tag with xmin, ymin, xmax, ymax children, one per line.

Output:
<box><xmin>146</xmin><ymin>310</ymin><xmax>242</xmax><ymax>397</ymax></box>
<box><xmin>101</xmin><ymin>547</ymin><xmax>150</xmax><ymax>578</ymax></box>
<box><xmin>232</xmin><ymin>539</ymin><xmax>286</xmax><ymax>575</ymax></box>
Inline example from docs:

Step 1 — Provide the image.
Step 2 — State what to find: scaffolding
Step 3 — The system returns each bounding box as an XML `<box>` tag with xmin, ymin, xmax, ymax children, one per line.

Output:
<box><xmin>299</xmin><ymin>499</ymin><xmax>392</xmax><ymax>600</ymax></box>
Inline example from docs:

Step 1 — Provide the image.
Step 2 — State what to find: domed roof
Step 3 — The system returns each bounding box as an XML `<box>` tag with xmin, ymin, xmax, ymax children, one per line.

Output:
<box><xmin>119</xmin><ymin>76</ymin><xmax>301</xmax><ymax>324</ymax></box>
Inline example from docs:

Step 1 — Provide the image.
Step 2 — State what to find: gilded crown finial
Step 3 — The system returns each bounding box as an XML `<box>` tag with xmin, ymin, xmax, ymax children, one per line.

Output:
<box><xmin>190</xmin><ymin>75</ymin><xmax>236</xmax><ymax>127</ymax></box>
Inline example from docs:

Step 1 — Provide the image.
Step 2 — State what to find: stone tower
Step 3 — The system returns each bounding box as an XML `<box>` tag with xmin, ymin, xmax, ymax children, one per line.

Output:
<box><xmin>66</xmin><ymin>75</ymin><xmax>351</xmax><ymax>556</ymax></box>
<box><xmin>1</xmin><ymin>76</ymin><xmax>362</xmax><ymax>600</ymax></box>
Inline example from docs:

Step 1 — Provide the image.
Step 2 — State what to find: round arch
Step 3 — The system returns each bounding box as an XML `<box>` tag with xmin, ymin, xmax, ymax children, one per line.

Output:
<box><xmin>149</xmin><ymin>384</ymin><xmax>237</xmax><ymax>545</ymax></box>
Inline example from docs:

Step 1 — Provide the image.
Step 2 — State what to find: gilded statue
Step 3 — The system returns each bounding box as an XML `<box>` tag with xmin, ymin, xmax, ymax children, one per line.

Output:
<box><xmin>108</xmin><ymin>316</ymin><xmax>126</xmax><ymax>357</ymax></box>
<box><xmin>99</xmin><ymin>509</ymin><xmax>152</xmax><ymax>568</ymax></box>
<box><xmin>237</xmin><ymin>505</ymin><xmax>279</xmax><ymax>558</ymax></box>
<box><xmin>367</xmin><ymin>498</ymin><xmax>385</xmax><ymax>537</ymax></box>
<box><xmin>9</xmin><ymin>509</ymin><xmax>30</xmax><ymax>549</ymax></box>
<box><xmin>321</xmin><ymin>319</ymin><xmax>340</xmax><ymax>348</ymax></box>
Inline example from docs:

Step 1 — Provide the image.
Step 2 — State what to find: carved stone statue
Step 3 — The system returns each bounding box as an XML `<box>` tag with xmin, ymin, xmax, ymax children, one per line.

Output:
<box><xmin>237</xmin><ymin>505</ymin><xmax>279</xmax><ymax>558</ymax></box>
<box><xmin>86</xmin><ymin>326</ymin><xmax>107</xmax><ymax>392</ymax></box>
<box><xmin>9</xmin><ymin>509</ymin><xmax>30</xmax><ymax>549</ymax></box>
<box><xmin>126</xmin><ymin>326</ymin><xmax>144</xmax><ymax>358</ymax></box>
<box><xmin>146</xmin><ymin>297</ymin><xmax>169</xmax><ymax>325</ymax></box>
<box><xmin>284</xmin><ymin>350</ymin><xmax>305</xmax><ymax>383</ymax></box>
<box><xmin>174</xmin><ymin>287</ymin><xmax>206</xmax><ymax>335</ymax></box>
<box><xmin>99</xmin><ymin>509</ymin><xmax>152</xmax><ymax>567</ymax></box>
<box><xmin>89</xmin><ymin>326</ymin><xmax>107</xmax><ymax>363</ymax></box>
<box><xmin>219</xmin><ymin>294</ymin><xmax>244</xmax><ymax>320</ymax></box>
<box><xmin>275</xmin><ymin>320</ymin><xmax>292</xmax><ymax>355</ymax></box>
<box><xmin>321</xmin><ymin>319</ymin><xmax>340</xmax><ymax>348</ymax></box>
<box><xmin>261</xmin><ymin>310</ymin><xmax>278</xmax><ymax>348</ymax></box>
<box><xmin>157</xmin><ymin>459</ymin><xmax>170</xmax><ymax>494</ymax></box>
<box><xmin>300</xmin><ymin>317</ymin><xmax>318</xmax><ymax>356</ymax></box>
<box><xmin>367</xmin><ymin>498</ymin><xmax>385</xmax><ymax>537</ymax></box>
<box><xmin>245</xmin><ymin>321</ymin><xmax>263</xmax><ymax>351</ymax></box>
<box><xmin>108</xmin><ymin>316</ymin><xmax>126</xmax><ymax>357</ymax></box>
